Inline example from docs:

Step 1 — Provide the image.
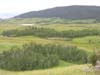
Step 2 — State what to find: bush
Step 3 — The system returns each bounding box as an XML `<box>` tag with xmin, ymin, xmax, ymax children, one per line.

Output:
<box><xmin>0</xmin><ymin>47</ymin><xmax>59</xmax><ymax>71</ymax></box>
<box><xmin>2</xmin><ymin>26</ymin><xmax>100</xmax><ymax>38</ymax></box>
<box><xmin>0</xmin><ymin>43</ymin><xmax>87</xmax><ymax>71</ymax></box>
<box><xmin>57</xmin><ymin>46</ymin><xmax>87</xmax><ymax>63</ymax></box>
<box><xmin>88</xmin><ymin>50</ymin><xmax>100</xmax><ymax>66</ymax></box>
<box><xmin>88</xmin><ymin>53</ymin><xmax>97</xmax><ymax>66</ymax></box>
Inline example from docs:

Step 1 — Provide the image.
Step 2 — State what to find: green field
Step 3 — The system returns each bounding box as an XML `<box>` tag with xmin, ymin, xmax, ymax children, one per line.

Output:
<box><xmin>0</xmin><ymin>19</ymin><xmax>100</xmax><ymax>75</ymax></box>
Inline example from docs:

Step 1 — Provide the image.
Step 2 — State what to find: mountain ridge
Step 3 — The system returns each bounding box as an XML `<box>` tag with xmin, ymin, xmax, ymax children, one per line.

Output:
<box><xmin>14</xmin><ymin>5</ymin><xmax>100</xmax><ymax>19</ymax></box>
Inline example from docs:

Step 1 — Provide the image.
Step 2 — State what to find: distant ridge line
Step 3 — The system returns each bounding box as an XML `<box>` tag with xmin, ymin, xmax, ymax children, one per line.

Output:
<box><xmin>14</xmin><ymin>5</ymin><xmax>100</xmax><ymax>19</ymax></box>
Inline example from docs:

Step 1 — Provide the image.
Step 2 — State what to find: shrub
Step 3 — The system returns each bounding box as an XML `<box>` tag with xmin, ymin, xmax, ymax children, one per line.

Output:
<box><xmin>88</xmin><ymin>50</ymin><xmax>100</xmax><ymax>66</ymax></box>
<box><xmin>2</xmin><ymin>26</ymin><xmax>100</xmax><ymax>38</ymax></box>
<box><xmin>0</xmin><ymin>47</ymin><xmax>59</xmax><ymax>71</ymax></box>
<box><xmin>0</xmin><ymin>43</ymin><xmax>87</xmax><ymax>71</ymax></box>
<box><xmin>88</xmin><ymin>53</ymin><xmax>97</xmax><ymax>66</ymax></box>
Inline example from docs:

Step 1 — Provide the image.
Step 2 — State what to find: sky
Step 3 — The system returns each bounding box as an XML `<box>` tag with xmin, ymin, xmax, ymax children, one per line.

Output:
<box><xmin>0</xmin><ymin>0</ymin><xmax>100</xmax><ymax>19</ymax></box>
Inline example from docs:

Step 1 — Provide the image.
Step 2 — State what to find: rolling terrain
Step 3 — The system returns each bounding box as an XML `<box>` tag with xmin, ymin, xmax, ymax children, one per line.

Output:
<box><xmin>0</xmin><ymin>18</ymin><xmax>100</xmax><ymax>75</ymax></box>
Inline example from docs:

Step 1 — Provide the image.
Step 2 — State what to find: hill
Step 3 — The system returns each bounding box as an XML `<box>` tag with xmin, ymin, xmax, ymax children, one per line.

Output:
<box><xmin>14</xmin><ymin>5</ymin><xmax>100</xmax><ymax>19</ymax></box>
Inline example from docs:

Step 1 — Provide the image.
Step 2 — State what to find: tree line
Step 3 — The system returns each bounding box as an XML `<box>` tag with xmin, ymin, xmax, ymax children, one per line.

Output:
<box><xmin>2</xmin><ymin>26</ymin><xmax>100</xmax><ymax>38</ymax></box>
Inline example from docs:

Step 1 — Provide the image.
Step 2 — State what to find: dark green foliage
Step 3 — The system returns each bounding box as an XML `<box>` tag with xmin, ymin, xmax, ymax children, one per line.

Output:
<box><xmin>88</xmin><ymin>53</ymin><xmax>97</xmax><ymax>66</ymax></box>
<box><xmin>88</xmin><ymin>50</ymin><xmax>100</xmax><ymax>66</ymax></box>
<box><xmin>0</xmin><ymin>43</ymin><xmax>87</xmax><ymax>71</ymax></box>
<box><xmin>61</xmin><ymin>29</ymin><xmax>100</xmax><ymax>38</ymax></box>
<box><xmin>0</xmin><ymin>46</ymin><xmax>59</xmax><ymax>71</ymax></box>
<box><xmin>2</xmin><ymin>26</ymin><xmax>100</xmax><ymax>38</ymax></box>
<box><xmin>2</xmin><ymin>27</ymin><xmax>59</xmax><ymax>37</ymax></box>
<box><xmin>57</xmin><ymin>46</ymin><xmax>87</xmax><ymax>63</ymax></box>
<box><xmin>22</xmin><ymin>43</ymin><xmax>87</xmax><ymax>63</ymax></box>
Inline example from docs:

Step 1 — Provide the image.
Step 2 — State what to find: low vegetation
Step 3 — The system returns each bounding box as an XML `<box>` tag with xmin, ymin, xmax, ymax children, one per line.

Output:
<box><xmin>2</xmin><ymin>26</ymin><xmax>100</xmax><ymax>38</ymax></box>
<box><xmin>89</xmin><ymin>50</ymin><xmax>100</xmax><ymax>66</ymax></box>
<box><xmin>0</xmin><ymin>18</ymin><xmax>100</xmax><ymax>75</ymax></box>
<box><xmin>0</xmin><ymin>43</ymin><xmax>87</xmax><ymax>71</ymax></box>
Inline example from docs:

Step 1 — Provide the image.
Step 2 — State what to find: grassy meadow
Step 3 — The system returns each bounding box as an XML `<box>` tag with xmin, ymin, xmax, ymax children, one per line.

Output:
<box><xmin>0</xmin><ymin>18</ymin><xmax>100</xmax><ymax>75</ymax></box>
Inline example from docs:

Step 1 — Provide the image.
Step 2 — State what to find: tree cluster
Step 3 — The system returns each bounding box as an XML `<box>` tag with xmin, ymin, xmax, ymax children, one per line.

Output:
<box><xmin>2</xmin><ymin>27</ymin><xmax>100</xmax><ymax>38</ymax></box>
<box><xmin>0</xmin><ymin>43</ymin><xmax>87</xmax><ymax>71</ymax></box>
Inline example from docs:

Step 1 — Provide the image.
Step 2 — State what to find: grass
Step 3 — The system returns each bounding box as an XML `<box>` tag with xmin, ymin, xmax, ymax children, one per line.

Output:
<box><xmin>73</xmin><ymin>36</ymin><xmax>100</xmax><ymax>44</ymax></box>
<box><xmin>38</xmin><ymin>23</ymin><xmax>100</xmax><ymax>31</ymax></box>
<box><xmin>58</xmin><ymin>60</ymin><xmax>74</xmax><ymax>67</ymax></box>
<box><xmin>0</xmin><ymin>24</ymin><xmax>22</xmax><ymax>34</ymax></box>
<box><xmin>0</xmin><ymin>64</ymin><xmax>96</xmax><ymax>75</ymax></box>
<box><xmin>0</xmin><ymin>23</ymin><xmax>100</xmax><ymax>75</ymax></box>
<box><xmin>0</xmin><ymin>43</ymin><xmax>19</xmax><ymax>52</ymax></box>
<box><xmin>72</xmin><ymin>36</ymin><xmax>100</xmax><ymax>52</ymax></box>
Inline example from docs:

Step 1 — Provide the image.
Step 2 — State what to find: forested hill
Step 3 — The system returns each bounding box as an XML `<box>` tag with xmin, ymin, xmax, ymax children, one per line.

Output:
<box><xmin>14</xmin><ymin>5</ymin><xmax>100</xmax><ymax>19</ymax></box>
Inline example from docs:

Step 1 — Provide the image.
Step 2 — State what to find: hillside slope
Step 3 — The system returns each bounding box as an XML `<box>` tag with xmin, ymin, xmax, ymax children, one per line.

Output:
<box><xmin>14</xmin><ymin>5</ymin><xmax>100</xmax><ymax>19</ymax></box>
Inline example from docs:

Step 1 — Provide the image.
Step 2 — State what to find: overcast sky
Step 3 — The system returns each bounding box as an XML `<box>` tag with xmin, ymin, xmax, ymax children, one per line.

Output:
<box><xmin>0</xmin><ymin>0</ymin><xmax>100</xmax><ymax>19</ymax></box>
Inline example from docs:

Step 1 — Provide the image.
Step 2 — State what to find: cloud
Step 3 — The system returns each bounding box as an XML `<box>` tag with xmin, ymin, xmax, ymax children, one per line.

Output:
<box><xmin>0</xmin><ymin>0</ymin><xmax>100</xmax><ymax>18</ymax></box>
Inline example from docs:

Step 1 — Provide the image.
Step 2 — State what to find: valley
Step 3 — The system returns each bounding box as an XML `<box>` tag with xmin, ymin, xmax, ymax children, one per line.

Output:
<box><xmin>0</xmin><ymin>18</ymin><xmax>100</xmax><ymax>75</ymax></box>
